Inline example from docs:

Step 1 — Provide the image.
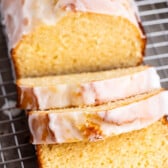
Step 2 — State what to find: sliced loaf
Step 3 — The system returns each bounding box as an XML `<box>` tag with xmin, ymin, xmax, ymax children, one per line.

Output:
<box><xmin>17</xmin><ymin>66</ymin><xmax>160</xmax><ymax>110</ymax></box>
<box><xmin>29</xmin><ymin>89</ymin><xmax>168</xmax><ymax>144</ymax></box>
<box><xmin>0</xmin><ymin>0</ymin><xmax>146</xmax><ymax>78</ymax></box>
<box><xmin>36</xmin><ymin>118</ymin><xmax>168</xmax><ymax>168</ymax></box>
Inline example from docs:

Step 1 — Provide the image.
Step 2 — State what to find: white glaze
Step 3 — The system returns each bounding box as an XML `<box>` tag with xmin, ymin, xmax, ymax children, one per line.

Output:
<box><xmin>19</xmin><ymin>67</ymin><xmax>161</xmax><ymax>110</ymax></box>
<box><xmin>28</xmin><ymin>91</ymin><xmax>168</xmax><ymax>144</ymax></box>
<box><xmin>0</xmin><ymin>0</ymin><xmax>144</xmax><ymax>49</ymax></box>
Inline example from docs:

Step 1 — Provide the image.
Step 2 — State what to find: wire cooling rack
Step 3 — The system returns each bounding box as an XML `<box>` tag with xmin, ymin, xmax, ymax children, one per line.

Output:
<box><xmin>0</xmin><ymin>0</ymin><xmax>168</xmax><ymax>168</ymax></box>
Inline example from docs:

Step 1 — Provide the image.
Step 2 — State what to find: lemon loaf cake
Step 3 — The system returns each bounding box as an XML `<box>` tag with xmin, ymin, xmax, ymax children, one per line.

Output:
<box><xmin>17</xmin><ymin>66</ymin><xmax>160</xmax><ymax>110</ymax></box>
<box><xmin>29</xmin><ymin>89</ymin><xmax>168</xmax><ymax>144</ymax></box>
<box><xmin>0</xmin><ymin>0</ymin><xmax>146</xmax><ymax>78</ymax></box>
<box><xmin>36</xmin><ymin>118</ymin><xmax>168</xmax><ymax>168</ymax></box>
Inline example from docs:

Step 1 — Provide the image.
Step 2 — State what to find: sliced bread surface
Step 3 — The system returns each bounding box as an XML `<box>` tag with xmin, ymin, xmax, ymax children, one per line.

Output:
<box><xmin>17</xmin><ymin>66</ymin><xmax>160</xmax><ymax>110</ymax></box>
<box><xmin>29</xmin><ymin>89</ymin><xmax>168</xmax><ymax>144</ymax></box>
<box><xmin>36</xmin><ymin>118</ymin><xmax>168</xmax><ymax>168</ymax></box>
<box><xmin>1</xmin><ymin>0</ymin><xmax>145</xmax><ymax>78</ymax></box>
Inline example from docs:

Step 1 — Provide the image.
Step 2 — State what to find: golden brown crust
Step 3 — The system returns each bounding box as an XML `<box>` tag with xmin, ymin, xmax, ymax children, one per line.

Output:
<box><xmin>141</xmin><ymin>35</ymin><xmax>147</xmax><ymax>59</ymax></box>
<box><xmin>134</xmin><ymin>12</ymin><xmax>147</xmax><ymax>59</ymax></box>
<box><xmin>36</xmin><ymin>145</ymin><xmax>44</xmax><ymax>168</ymax></box>
<box><xmin>161</xmin><ymin>115</ymin><xmax>168</xmax><ymax>126</ymax></box>
<box><xmin>11</xmin><ymin>48</ymin><xmax>21</xmax><ymax>78</ymax></box>
<box><xmin>16</xmin><ymin>85</ymin><xmax>39</xmax><ymax>109</ymax></box>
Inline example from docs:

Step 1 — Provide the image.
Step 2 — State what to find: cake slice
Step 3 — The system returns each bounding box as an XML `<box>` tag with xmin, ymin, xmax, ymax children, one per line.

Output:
<box><xmin>17</xmin><ymin>66</ymin><xmax>160</xmax><ymax>110</ymax></box>
<box><xmin>0</xmin><ymin>0</ymin><xmax>146</xmax><ymax>78</ymax></box>
<box><xmin>36</xmin><ymin>118</ymin><xmax>168</xmax><ymax>168</ymax></box>
<box><xmin>29</xmin><ymin>89</ymin><xmax>168</xmax><ymax>144</ymax></box>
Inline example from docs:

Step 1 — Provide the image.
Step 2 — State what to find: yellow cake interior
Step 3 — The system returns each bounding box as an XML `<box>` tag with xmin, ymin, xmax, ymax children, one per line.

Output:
<box><xmin>13</xmin><ymin>12</ymin><xmax>145</xmax><ymax>78</ymax></box>
<box><xmin>17</xmin><ymin>66</ymin><xmax>147</xmax><ymax>86</ymax></box>
<box><xmin>37</xmin><ymin>119</ymin><xmax>168</xmax><ymax>168</ymax></box>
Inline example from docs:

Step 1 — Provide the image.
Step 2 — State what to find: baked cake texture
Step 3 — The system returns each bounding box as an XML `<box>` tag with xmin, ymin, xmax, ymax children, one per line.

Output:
<box><xmin>29</xmin><ymin>89</ymin><xmax>168</xmax><ymax>144</ymax></box>
<box><xmin>0</xmin><ymin>0</ymin><xmax>146</xmax><ymax>78</ymax></box>
<box><xmin>36</xmin><ymin>118</ymin><xmax>168</xmax><ymax>168</ymax></box>
<box><xmin>17</xmin><ymin>66</ymin><xmax>160</xmax><ymax>110</ymax></box>
<box><xmin>2</xmin><ymin>1</ymin><xmax>166</xmax><ymax>168</ymax></box>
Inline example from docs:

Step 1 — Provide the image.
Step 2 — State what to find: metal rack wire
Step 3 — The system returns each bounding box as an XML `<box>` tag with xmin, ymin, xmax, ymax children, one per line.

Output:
<box><xmin>0</xmin><ymin>0</ymin><xmax>168</xmax><ymax>167</ymax></box>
